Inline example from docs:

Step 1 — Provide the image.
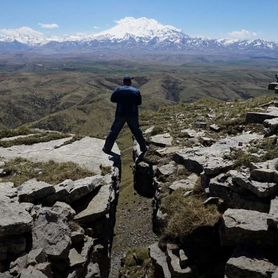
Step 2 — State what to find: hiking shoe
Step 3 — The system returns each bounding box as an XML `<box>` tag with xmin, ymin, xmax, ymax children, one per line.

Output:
<box><xmin>140</xmin><ymin>146</ymin><xmax>149</xmax><ymax>154</ymax></box>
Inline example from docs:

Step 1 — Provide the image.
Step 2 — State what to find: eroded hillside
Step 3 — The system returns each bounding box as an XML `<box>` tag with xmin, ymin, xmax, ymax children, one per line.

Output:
<box><xmin>0</xmin><ymin>61</ymin><xmax>275</xmax><ymax>137</ymax></box>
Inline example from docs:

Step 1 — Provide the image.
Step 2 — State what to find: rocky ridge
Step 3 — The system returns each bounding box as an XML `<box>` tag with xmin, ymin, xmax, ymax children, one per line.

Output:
<box><xmin>0</xmin><ymin>135</ymin><xmax>120</xmax><ymax>278</ymax></box>
<box><xmin>120</xmin><ymin>97</ymin><xmax>278</xmax><ymax>278</ymax></box>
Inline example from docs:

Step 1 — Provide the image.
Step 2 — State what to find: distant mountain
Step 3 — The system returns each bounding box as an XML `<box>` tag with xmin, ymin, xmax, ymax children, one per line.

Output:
<box><xmin>0</xmin><ymin>17</ymin><xmax>277</xmax><ymax>57</ymax></box>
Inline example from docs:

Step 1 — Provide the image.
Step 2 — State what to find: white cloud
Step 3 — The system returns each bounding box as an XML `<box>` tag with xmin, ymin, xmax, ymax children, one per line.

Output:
<box><xmin>93</xmin><ymin>26</ymin><xmax>100</xmax><ymax>30</ymax></box>
<box><xmin>38</xmin><ymin>23</ymin><xmax>59</xmax><ymax>29</ymax></box>
<box><xmin>228</xmin><ymin>29</ymin><xmax>258</xmax><ymax>40</ymax></box>
<box><xmin>0</xmin><ymin>26</ymin><xmax>45</xmax><ymax>44</ymax></box>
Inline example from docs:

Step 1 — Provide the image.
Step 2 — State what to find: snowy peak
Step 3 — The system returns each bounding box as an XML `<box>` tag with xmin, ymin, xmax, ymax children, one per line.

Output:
<box><xmin>95</xmin><ymin>17</ymin><xmax>186</xmax><ymax>42</ymax></box>
<box><xmin>0</xmin><ymin>26</ymin><xmax>46</xmax><ymax>45</ymax></box>
<box><xmin>0</xmin><ymin>17</ymin><xmax>277</xmax><ymax>56</ymax></box>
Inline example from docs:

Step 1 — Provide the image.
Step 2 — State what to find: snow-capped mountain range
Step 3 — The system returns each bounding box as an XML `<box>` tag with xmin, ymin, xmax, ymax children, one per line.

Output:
<box><xmin>0</xmin><ymin>17</ymin><xmax>277</xmax><ymax>56</ymax></box>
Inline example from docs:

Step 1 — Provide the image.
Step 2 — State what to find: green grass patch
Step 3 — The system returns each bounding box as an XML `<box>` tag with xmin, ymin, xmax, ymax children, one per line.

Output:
<box><xmin>119</xmin><ymin>247</ymin><xmax>155</xmax><ymax>278</ymax></box>
<box><xmin>0</xmin><ymin>127</ymin><xmax>34</xmax><ymax>139</ymax></box>
<box><xmin>232</xmin><ymin>137</ymin><xmax>278</xmax><ymax>169</ymax></box>
<box><xmin>2</xmin><ymin>158</ymin><xmax>94</xmax><ymax>186</ymax></box>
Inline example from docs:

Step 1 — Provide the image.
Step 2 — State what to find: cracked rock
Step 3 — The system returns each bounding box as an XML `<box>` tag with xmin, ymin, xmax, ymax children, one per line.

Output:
<box><xmin>18</xmin><ymin>179</ymin><xmax>55</xmax><ymax>203</ymax></box>
<box><xmin>223</xmin><ymin>208</ymin><xmax>276</xmax><ymax>247</ymax></box>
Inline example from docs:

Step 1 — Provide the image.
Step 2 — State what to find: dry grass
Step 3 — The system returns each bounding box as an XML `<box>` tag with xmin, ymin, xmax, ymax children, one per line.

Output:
<box><xmin>161</xmin><ymin>189</ymin><xmax>221</xmax><ymax>239</ymax></box>
<box><xmin>119</xmin><ymin>247</ymin><xmax>155</xmax><ymax>278</ymax></box>
<box><xmin>2</xmin><ymin>158</ymin><xmax>94</xmax><ymax>186</ymax></box>
<box><xmin>0</xmin><ymin>132</ymin><xmax>68</xmax><ymax>148</ymax></box>
<box><xmin>142</xmin><ymin>96</ymin><xmax>276</xmax><ymax>143</ymax></box>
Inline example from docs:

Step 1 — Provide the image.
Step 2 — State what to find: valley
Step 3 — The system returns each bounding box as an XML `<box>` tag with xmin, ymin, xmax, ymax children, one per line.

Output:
<box><xmin>0</xmin><ymin>59</ymin><xmax>276</xmax><ymax>138</ymax></box>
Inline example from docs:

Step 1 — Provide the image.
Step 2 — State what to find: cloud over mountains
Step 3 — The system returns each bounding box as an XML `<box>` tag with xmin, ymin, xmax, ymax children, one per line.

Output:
<box><xmin>38</xmin><ymin>23</ymin><xmax>59</xmax><ymax>29</ymax></box>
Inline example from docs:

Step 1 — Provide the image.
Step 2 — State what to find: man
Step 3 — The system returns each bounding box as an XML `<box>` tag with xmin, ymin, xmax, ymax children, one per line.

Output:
<box><xmin>103</xmin><ymin>76</ymin><xmax>147</xmax><ymax>154</ymax></box>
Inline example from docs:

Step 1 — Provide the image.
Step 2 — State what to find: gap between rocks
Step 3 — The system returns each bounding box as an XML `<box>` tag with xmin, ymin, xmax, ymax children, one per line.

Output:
<box><xmin>109</xmin><ymin>128</ymin><xmax>158</xmax><ymax>278</ymax></box>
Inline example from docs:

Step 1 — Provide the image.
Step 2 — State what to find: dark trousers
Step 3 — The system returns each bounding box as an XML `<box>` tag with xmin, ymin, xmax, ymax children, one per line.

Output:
<box><xmin>104</xmin><ymin>116</ymin><xmax>147</xmax><ymax>152</ymax></box>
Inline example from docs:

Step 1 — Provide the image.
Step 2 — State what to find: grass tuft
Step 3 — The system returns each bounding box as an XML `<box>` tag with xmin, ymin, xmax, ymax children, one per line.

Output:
<box><xmin>119</xmin><ymin>247</ymin><xmax>155</xmax><ymax>278</ymax></box>
<box><xmin>0</xmin><ymin>132</ymin><xmax>68</xmax><ymax>148</ymax></box>
<box><xmin>0</xmin><ymin>127</ymin><xmax>33</xmax><ymax>139</ymax></box>
<box><xmin>161</xmin><ymin>189</ymin><xmax>221</xmax><ymax>239</ymax></box>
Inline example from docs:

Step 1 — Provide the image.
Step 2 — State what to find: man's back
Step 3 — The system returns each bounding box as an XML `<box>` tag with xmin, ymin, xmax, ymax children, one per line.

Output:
<box><xmin>111</xmin><ymin>85</ymin><xmax>141</xmax><ymax>117</ymax></box>
<box><xmin>103</xmin><ymin>77</ymin><xmax>147</xmax><ymax>154</ymax></box>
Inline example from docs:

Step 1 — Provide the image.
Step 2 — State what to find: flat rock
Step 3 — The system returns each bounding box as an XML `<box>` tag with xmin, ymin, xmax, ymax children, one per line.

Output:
<box><xmin>209</xmin><ymin>174</ymin><xmax>270</xmax><ymax>212</ymax></box>
<box><xmin>44</xmin><ymin>175</ymin><xmax>105</xmax><ymax>204</ymax></box>
<box><xmin>231</xmin><ymin>171</ymin><xmax>278</xmax><ymax>198</ymax></box>
<box><xmin>149</xmin><ymin>242</ymin><xmax>171</xmax><ymax>278</ymax></box>
<box><xmin>180</xmin><ymin>128</ymin><xmax>205</xmax><ymax>138</ymax></box>
<box><xmin>169</xmin><ymin>173</ymin><xmax>199</xmax><ymax>191</ymax></box>
<box><xmin>0</xmin><ymin>271</ymin><xmax>14</xmax><ymax>278</ymax></box>
<box><xmin>20</xmin><ymin>266</ymin><xmax>49</xmax><ymax>278</ymax></box>
<box><xmin>210</xmin><ymin>124</ymin><xmax>221</xmax><ymax>132</ymax></box>
<box><xmin>74</xmin><ymin>184</ymin><xmax>113</xmax><ymax>223</ymax></box>
<box><xmin>175</xmin><ymin>148</ymin><xmax>233</xmax><ymax>175</ymax></box>
<box><xmin>69</xmin><ymin>248</ymin><xmax>86</xmax><ymax>268</ymax></box>
<box><xmin>226</xmin><ymin>252</ymin><xmax>276</xmax><ymax>278</ymax></box>
<box><xmin>246</xmin><ymin>106</ymin><xmax>278</xmax><ymax>124</ymax></box>
<box><xmin>251</xmin><ymin>158</ymin><xmax>278</xmax><ymax>171</ymax></box>
<box><xmin>264</xmin><ymin>117</ymin><xmax>278</xmax><ymax>135</ymax></box>
<box><xmin>157</xmin><ymin>161</ymin><xmax>176</xmax><ymax>177</ymax></box>
<box><xmin>223</xmin><ymin>208</ymin><xmax>276</xmax><ymax>247</ymax></box>
<box><xmin>0</xmin><ymin>273</ymin><xmax>13</xmax><ymax>278</ymax></box>
<box><xmin>0</xmin><ymin>137</ymin><xmax>120</xmax><ymax>174</ymax></box>
<box><xmin>268</xmin><ymin>197</ymin><xmax>278</xmax><ymax>229</ymax></box>
<box><xmin>156</xmin><ymin>146</ymin><xmax>182</xmax><ymax>156</ymax></box>
<box><xmin>144</xmin><ymin>126</ymin><xmax>155</xmax><ymax>134</ymax></box>
<box><xmin>150</xmin><ymin>133</ymin><xmax>173</xmax><ymax>147</ymax></box>
<box><xmin>0</xmin><ymin>196</ymin><xmax>33</xmax><ymax>237</ymax></box>
<box><xmin>250</xmin><ymin>168</ymin><xmax>277</xmax><ymax>183</ymax></box>
<box><xmin>175</xmin><ymin>133</ymin><xmax>263</xmax><ymax>175</ymax></box>
<box><xmin>18</xmin><ymin>179</ymin><xmax>55</xmax><ymax>203</ymax></box>
<box><xmin>68</xmin><ymin>175</ymin><xmax>104</xmax><ymax>203</ymax></box>
<box><xmin>0</xmin><ymin>182</ymin><xmax>17</xmax><ymax>198</ymax></box>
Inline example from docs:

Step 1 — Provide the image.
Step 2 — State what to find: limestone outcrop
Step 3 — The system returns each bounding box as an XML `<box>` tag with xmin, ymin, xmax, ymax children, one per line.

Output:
<box><xmin>0</xmin><ymin>136</ymin><xmax>120</xmax><ymax>278</ymax></box>
<box><xmin>127</xmin><ymin>104</ymin><xmax>278</xmax><ymax>278</ymax></box>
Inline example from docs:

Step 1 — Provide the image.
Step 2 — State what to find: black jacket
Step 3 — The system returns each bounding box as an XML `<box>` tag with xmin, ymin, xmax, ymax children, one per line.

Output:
<box><xmin>111</xmin><ymin>86</ymin><xmax>141</xmax><ymax>117</ymax></box>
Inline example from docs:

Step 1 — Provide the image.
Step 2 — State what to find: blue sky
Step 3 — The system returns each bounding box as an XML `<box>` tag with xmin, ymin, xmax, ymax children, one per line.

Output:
<box><xmin>0</xmin><ymin>0</ymin><xmax>277</xmax><ymax>41</ymax></box>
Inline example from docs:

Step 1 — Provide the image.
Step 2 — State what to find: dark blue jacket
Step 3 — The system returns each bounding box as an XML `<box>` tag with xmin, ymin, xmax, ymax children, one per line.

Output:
<box><xmin>111</xmin><ymin>86</ymin><xmax>141</xmax><ymax>117</ymax></box>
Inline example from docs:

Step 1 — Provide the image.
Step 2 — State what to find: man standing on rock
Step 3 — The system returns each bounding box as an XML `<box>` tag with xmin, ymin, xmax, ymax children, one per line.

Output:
<box><xmin>103</xmin><ymin>76</ymin><xmax>147</xmax><ymax>154</ymax></box>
